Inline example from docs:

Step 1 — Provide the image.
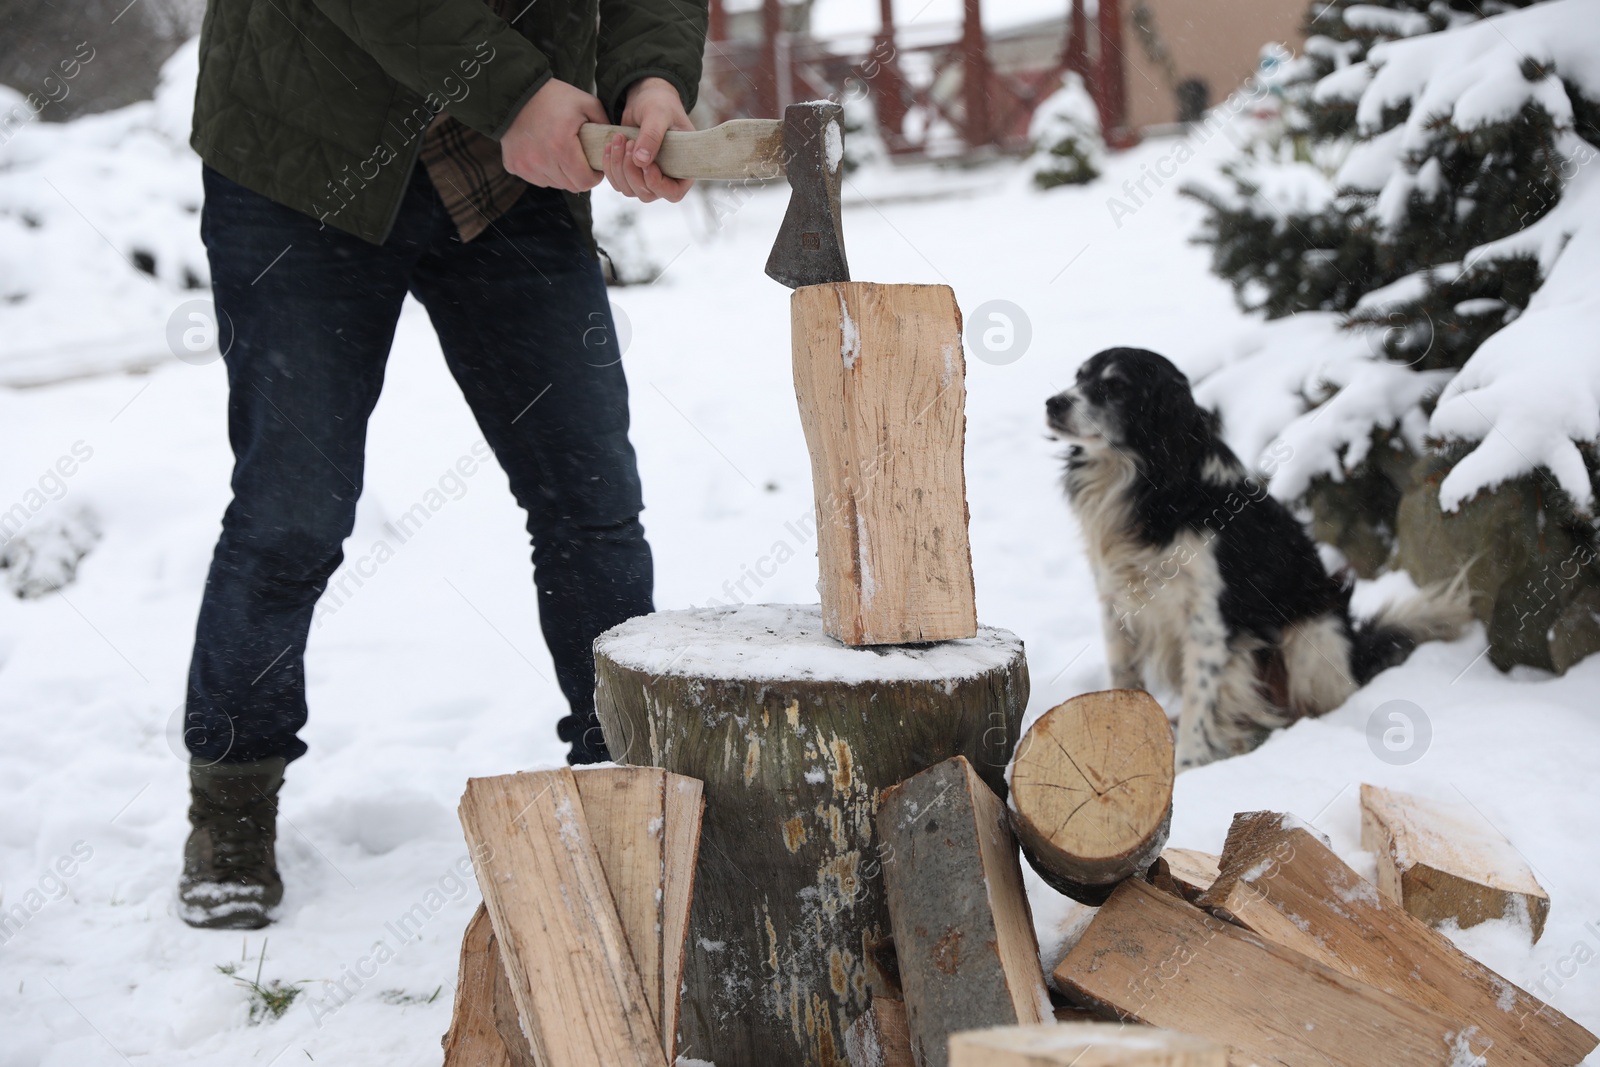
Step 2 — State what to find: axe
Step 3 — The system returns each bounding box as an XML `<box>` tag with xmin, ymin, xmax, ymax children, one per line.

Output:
<box><xmin>579</xmin><ymin>101</ymin><xmax>849</xmax><ymax>289</ymax></box>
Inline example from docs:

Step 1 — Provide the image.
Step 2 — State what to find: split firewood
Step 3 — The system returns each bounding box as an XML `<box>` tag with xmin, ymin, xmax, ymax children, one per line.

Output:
<box><xmin>879</xmin><ymin>756</ymin><xmax>1050</xmax><ymax>1067</ymax></box>
<box><xmin>1055</xmin><ymin>877</ymin><xmax>1486</xmax><ymax>1067</ymax></box>
<box><xmin>489</xmin><ymin>932</ymin><xmax>539</xmax><ymax>1067</ymax></box>
<box><xmin>1360</xmin><ymin>783</ymin><xmax>1551</xmax><ymax>942</ymax></box>
<box><xmin>1007</xmin><ymin>690</ymin><xmax>1174</xmax><ymax>903</ymax></box>
<box><xmin>790</xmin><ymin>281</ymin><xmax>977</xmax><ymax>645</ymax></box>
<box><xmin>459</xmin><ymin>770</ymin><xmax>668</xmax><ymax>1067</ymax></box>
<box><xmin>1153</xmin><ymin>848</ymin><xmax>1219</xmax><ymax>903</ymax></box>
<box><xmin>441</xmin><ymin>904</ymin><xmax>513</xmax><ymax>1067</ymax></box>
<box><xmin>1199</xmin><ymin>810</ymin><xmax>1596</xmax><ymax>1067</ymax></box>
<box><xmin>844</xmin><ymin>997</ymin><xmax>913</xmax><ymax>1067</ymax></box>
<box><xmin>949</xmin><ymin>1022</ymin><xmax>1228</xmax><ymax>1066</ymax></box>
<box><xmin>573</xmin><ymin>767</ymin><xmax>705</xmax><ymax>1060</ymax></box>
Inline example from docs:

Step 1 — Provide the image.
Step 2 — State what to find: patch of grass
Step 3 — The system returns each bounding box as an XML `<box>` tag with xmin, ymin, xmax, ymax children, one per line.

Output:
<box><xmin>219</xmin><ymin>939</ymin><xmax>305</xmax><ymax>1024</ymax></box>
<box><xmin>378</xmin><ymin>986</ymin><xmax>442</xmax><ymax>1007</ymax></box>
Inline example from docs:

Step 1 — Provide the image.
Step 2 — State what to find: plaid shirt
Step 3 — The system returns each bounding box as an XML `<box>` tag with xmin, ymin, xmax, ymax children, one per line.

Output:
<box><xmin>419</xmin><ymin>0</ymin><xmax>529</xmax><ymax>241</ymax></box>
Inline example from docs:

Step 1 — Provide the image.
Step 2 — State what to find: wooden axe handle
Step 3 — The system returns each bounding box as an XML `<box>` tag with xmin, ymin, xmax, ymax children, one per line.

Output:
<box><xmin>579</xmin><ymin>119</ymin><xmax>785</xmax><ymax>181</ymax></box>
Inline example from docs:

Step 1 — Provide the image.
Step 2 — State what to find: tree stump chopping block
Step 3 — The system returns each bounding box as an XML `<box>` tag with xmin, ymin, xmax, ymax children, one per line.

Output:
<box><xmin>594</xmin><ymin>603</ymin><xmax>1028</xmax><ymax>1067</ymax></box>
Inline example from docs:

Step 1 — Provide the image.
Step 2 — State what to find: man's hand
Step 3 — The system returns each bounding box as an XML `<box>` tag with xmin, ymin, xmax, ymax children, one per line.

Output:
<box><xmin>602</xmin><ymin>77</ymin><xmax>695</xmax><ymax>204</ymax></box>
<box><xmin>502</xmin><ymin>79</ymin><xmax>608</xmax><ymax>192</ymax></box>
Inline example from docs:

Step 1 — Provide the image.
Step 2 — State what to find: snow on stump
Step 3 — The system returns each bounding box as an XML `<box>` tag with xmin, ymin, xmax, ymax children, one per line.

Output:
<box><xmin>949</xmin><ymin>1022</ymin><xmax>1227</xmax><ymax>1066</ymax></box>
<box><xmin>877</xmin><ymin>756</ymin><xmax>1050</xmax><ymax>1067</ymax></box>
<box><xmin>593</xmin><ymin>604</ymin><xmax>1028</xmax><ymax>1067</ymax></box>
<box><xmin>790</xmin><ymin>283</ymin><xmax>977</xmax><ymax>646</ymax></box>
<box><xmin>1007</xmin><ymin>690</ymin><xmax>1174</xmax><ymax>904</ymax></box>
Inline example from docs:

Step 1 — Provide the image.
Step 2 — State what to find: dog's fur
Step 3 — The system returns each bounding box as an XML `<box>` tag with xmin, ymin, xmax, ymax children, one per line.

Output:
<box><xmin>1046</xmin><ymin>347</ymin><xmax>1471</xmax><ymax>768</ymax></box>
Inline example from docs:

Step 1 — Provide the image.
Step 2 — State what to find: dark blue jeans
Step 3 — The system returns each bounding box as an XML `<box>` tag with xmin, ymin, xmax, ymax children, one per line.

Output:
<box><xmin>186</xmin><ymin>163</ymin><xmax>652</xmax><ymax>766</ymax></box>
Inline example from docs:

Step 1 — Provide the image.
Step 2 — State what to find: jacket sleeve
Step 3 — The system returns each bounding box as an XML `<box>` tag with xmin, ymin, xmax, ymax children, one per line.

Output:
<box><xmin>308</xmin><ymin>0</ymin><xmax>553</xmax><ymax>138</ymax></box>
<box><xmin>595</xmin><ymin>0</ymin><xmax>709</xmax><ymax>122</ymax></box>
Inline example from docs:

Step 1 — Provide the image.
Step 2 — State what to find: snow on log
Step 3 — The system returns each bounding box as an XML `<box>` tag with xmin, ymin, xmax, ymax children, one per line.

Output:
<box><xmin>1360</xmin><ymin>783</ymin><xmax>1550</xmax><ymax>942</ymax></box>
<box><xmin>790</xmin><ymin>282</ymin><xmax>977</xmax><ymax>645</ymax></box>
<box><xmin>594</xmin><ymin>604</ymin><xmax>1027</xmax><ymax>1067</ymax></box>
<box><xmin>1199</xmin><ymin>810</ymin><xmax>1596</xmax><ymax>1067</ymax></box>
<box><xmin>878</xmin><ymin>756</ymin><xmax>1050</xmax><ymax>1067</ymax></box>
<box><xmin>844</xmin><ymin>997</ymin><xmax>913</xmax><ymax>1067</ymax></box>
<box><xmin>948</xmin><ymin>1022</ymin><xmax>1227</xmax><ymax>1066</ymax></box>
<box><xmin>1055</xmin><ymin>877</ymin><xmax>1478</xmax><ymax>1066</ymax></box>
<box><xmin>458</xmin><ymin>770</ymin><xmax>669</xmax><ymax>1067</ymax></box>
<box><xmin>1007</xmin><ymin>690</ymin><xmax>1174</xmax><ymax>903</ymax></box>
<box><xmin>441</xmin><ymin>904</ymin><xmax>513</xmax><ymax>1067</ymax></box>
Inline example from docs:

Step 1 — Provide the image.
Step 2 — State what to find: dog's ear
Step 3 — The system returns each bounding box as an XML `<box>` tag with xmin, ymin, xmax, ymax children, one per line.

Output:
<box><xmin>1142</xmin><ymin>369</ymin><xmax>1212</xmax><ymax>474</ymax></box>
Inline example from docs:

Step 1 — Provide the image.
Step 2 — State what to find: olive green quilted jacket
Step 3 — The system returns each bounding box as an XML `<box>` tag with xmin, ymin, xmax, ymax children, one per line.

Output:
<box><xmin>191</xmin><ymin>0</ymin><xmax>707</xmax><ymax>243</ymax></box>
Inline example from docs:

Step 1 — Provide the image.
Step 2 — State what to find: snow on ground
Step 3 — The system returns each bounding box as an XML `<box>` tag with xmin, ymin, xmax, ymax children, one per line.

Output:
<box><xmin>2</xmin><ymin>64</ymin><xmax>1598</xmax><ymax>1066</ymax></box>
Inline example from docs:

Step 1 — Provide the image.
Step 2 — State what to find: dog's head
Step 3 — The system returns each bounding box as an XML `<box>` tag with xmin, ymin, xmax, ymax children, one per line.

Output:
<box><xmin>1045</xmin><ymin>348</ymin><xmax>1213</xmax><ymax>468</ymax></box>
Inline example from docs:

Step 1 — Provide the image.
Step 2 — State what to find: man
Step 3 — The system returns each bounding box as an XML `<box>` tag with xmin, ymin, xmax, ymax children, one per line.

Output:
<box><xmin>178</xmin><ymin>0</ymin><xmax>708</xmax><ymax>929</ymax></box>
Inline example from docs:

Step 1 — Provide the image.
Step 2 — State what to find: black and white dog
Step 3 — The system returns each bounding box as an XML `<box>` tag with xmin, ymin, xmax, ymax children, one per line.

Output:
<box><xmin>1046</xmin><ymin>347</ymin><xmax>1470</xmax><ymax>769</ymax></box>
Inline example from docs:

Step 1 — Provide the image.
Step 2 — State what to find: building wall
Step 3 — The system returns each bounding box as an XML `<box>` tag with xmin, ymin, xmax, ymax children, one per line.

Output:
<box><xmin>1120</xmin><ymin>0</ymin><xmax>1306</xmax><ymax>130</ymax></box>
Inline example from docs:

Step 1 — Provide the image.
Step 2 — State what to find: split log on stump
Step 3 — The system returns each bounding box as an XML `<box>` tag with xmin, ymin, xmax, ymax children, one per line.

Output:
<box><xmin>1199</xmin><ymin>811</ymin><xmax>1596</xmax><ymax>1067</ymax></box>
<box><xmin>594</xmin><ymin>604</ymin><xmax>1028</xmax><ymax>1067</ymax></box>
<box><xmin>1360</xmin><ymin>783</ymin><xmax>1551</xmax><ymax>942</ymax></box>
<box><xmin>459</xmin><ymin>770</ymin><xmax>668</xmax><ymax>1067</ymax></box>
<box><xmin>790</xmin><ymin>282</ymin><xmax>977</xmax><ymax>645</ymax></box>
<box><xmin>442</xmin><ymin>904</ymin><xmax>513</xmax><ymax>1067</ymax></box>
<box><xmin>878</xmin><ymin>756</ymin><xmax>1050</xmax><ymax>1067</ymax></box>
<box><xmin>844</xmin><ymin>997</ymin><xmax>913</xmax><ymax>1067</ymax></box>
<box><xmin>1054</xmin><ymin>878</ymin><xmax>1481</xmax><ymax>1067</ymax></box>
<box><xmin>948</xmin><ymin>1023</ymin><xmax>1228</xmax><ymax>1066</ymax></box>
<box><xmin>1007</xmin><ymin>690</ymin><xmax>1174</xmax><ymax>903</ymax></box>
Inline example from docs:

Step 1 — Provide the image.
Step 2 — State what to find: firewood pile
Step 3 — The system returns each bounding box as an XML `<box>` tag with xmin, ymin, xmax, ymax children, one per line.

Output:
<box><xmin>439</xmin><ymin>689</ymin><xmax>1596</xmax><ymax>1067</ymax></box>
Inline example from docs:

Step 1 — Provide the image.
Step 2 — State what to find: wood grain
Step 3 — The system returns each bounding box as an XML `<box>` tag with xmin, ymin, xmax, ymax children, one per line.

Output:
<box><xmin>949</xmin><ymin>1022</ymin><xmax>1229</xmax><ymax>1066</ymax></box>
<box><xmin>441</xmin><ymin>904</ymin><xmax>514</xmax><ymax>1067</ymax></box>
<box><xmin>1199</xmin><ymin>810</ymin><xmax>1595</xmax><ymax>1067</ymax></box>
<box><xmin>1055</xmin><ymin>878</ymin><xmax>1482</xmax><ymax>1067</ymax></box>
<box><xmin>1008</xmin><ymin>690</ymin><xmax>1174</xmax><ymax>903</ymax></box>
<box><xmin>1360</xmin><ymin>783</ymin><xmax>1550</xmax><ymax>941</ymax></box>
<box><xmin>844</xmin><ymin>997</ymin><xmax>914</xmax><ymax>1067</ymax></box>
<box><xmin>459</xmin><ymin>770</ymin><xmax>667</xmax><ymax>1067</ymax></box>
<box><xmin>791</xmin><ymin>282</ymin><xmax>977</xmax><ymax>645</ymax></box>
<box><xmin>879</xmin><ymin>756</ymin><xmax>1049</xmax><ymax>1067</ymax></box>
<box><xmin>1155</xmin><ymin>848</ymin><xmax>1220</xmax><ymax>902</ymax></box>
<box><xmin>578</xmin><ymin>119</ymin><xmax>785</xmax><ymax>180</ymax></box>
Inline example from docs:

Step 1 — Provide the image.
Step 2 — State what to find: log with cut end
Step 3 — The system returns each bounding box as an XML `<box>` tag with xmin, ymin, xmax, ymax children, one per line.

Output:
<box><xmin>844</xmin><ymin>997</ymin><xmax>913</xmax><ymax>1067</ymax></box>
<box><xmin>595</xmin><ymin>604</ymin><xmax>1028</xmax><ymax>1067</ymax></box>
<box><xmin>458</xmin><ymin>770</ymin><xmax>668</xmax><ymax>1067</ymax></box>
<box><xmin>1198</xmin><ymin>810</ymin><xmax>1595</xmax><ymax>1067</ymax></box>
<box><xmin>878</xmin><ymin>756</ymin><xmax>1050</xmax><ymax>1067</ymax></box>
<box><xmin>1054</xmin><ymin>877</ymin><xmax>1483</xmax><ymax>1066</ymax></box>
<box><xmin>1360</xmin><ymin>783</ymin><xmax>1551</xmax><ymax>942</ymax></box>
<box><xmin>791</xmin><ymin>281</ymin><xmax>977</xmax><ymax>645</ymax></box>
<box><xmin>1007</xmin><ymin>690</ymin><xmax>1174</xmax><ymax>903</ymax></box>
<box><xmin>441</xmin><ymin>904</ymin><xmax>514</xmax><ymax>1067</ymax></box>
<box><xmin>949</xmin><ymin>1022</ymin><xmax>1228</xmax><ymax>1066</ymax></box>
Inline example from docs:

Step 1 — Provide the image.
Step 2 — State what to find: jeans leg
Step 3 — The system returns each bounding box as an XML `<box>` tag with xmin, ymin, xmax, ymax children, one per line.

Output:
<box><xmin>406</xmin><ymin>185</ymin><xmax>653</xmax><ymax>762</ymax></box>
<box><xmin>186</xmin><ymin>166</ymin><xmax>427</xmax><ymax>764</ymax></box>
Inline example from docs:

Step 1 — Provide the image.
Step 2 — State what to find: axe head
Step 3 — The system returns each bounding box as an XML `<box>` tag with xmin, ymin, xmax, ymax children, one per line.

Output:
<box><xmin>765</xmin><ymin>101</ymin><xmax>850</xmax><ymax>289</ymax></box>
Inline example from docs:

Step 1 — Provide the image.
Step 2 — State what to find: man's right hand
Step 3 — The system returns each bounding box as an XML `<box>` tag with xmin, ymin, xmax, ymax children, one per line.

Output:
<box><xmin>501</xmin><ymin>79</ymin><xmax>607</xmax><ymax>192</ymax></box>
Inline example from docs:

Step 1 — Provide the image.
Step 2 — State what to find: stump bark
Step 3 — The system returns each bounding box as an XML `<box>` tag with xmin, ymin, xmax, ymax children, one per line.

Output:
<box><xmin>594</xmin><ymin>604</ymin><xmax>1028</xmax><ymax>1067</ymax></box>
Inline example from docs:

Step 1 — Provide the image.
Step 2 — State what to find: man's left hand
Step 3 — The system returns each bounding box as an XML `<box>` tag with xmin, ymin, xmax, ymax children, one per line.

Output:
<box><xmin>603</xmin><ymin>77</ymin><xmax>695</xmax><ymax>203</ymax></box>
